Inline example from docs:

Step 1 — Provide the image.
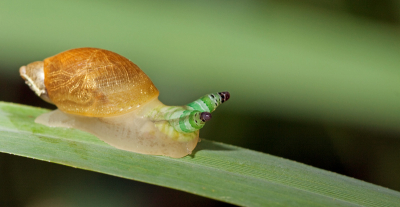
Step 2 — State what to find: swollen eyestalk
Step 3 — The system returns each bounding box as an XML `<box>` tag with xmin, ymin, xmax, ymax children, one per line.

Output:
<box><xmin>146</xmin><ymin>92</ymin><xmax>230</xmax><ymax>134</ymax></box>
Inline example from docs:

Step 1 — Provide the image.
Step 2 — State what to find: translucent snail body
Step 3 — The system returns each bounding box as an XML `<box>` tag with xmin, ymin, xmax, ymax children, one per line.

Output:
<box><xmin>20</xmin><ymin>48</ymin><xmax>230</xmax><ymax>158</ymax></box>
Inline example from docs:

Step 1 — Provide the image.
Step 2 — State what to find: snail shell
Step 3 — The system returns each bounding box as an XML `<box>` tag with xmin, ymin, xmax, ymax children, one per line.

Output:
<box><xmin>41</xmin><ymin>48</ymin><xmax>158</xmax><ymax>116</ymax></box>
<box><xmin>20</xmin><ymin>48</ymin><xmax>229</xmax><ymax>158</ymax></box>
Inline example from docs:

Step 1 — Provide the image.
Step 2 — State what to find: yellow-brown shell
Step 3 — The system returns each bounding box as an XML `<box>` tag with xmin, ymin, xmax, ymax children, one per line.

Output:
<box><xmin>43</xmin><ymin>47</ymin><xmax>159</xmax><ymax>117</ymax></box>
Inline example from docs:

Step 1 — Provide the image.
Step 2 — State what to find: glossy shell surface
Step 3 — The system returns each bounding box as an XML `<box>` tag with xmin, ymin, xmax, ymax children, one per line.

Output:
<box><xmin>43</xmin><ymin>48</ymin><xmax>159</xmax><ymax>117</ymax></box>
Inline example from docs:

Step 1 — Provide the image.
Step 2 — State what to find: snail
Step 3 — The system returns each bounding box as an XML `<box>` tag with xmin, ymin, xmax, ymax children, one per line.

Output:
<box><xmin>19</xmin><ymin>48</ymin><xmax>230</xmax><ymax>158</ymax></box>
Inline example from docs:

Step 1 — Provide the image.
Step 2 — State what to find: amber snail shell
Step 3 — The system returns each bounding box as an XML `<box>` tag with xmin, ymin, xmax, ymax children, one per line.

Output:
<box><xmin>40</xmin><ymin>48</ymin><xmax>159</xmax><ymax>117</ymax></box>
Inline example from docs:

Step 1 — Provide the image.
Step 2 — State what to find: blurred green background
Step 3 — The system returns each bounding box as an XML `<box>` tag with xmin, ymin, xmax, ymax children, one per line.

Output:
<box><xmin>1</xmin><ymin>0</ymin><xmax>400</xmax><ymax>206</ymax></box>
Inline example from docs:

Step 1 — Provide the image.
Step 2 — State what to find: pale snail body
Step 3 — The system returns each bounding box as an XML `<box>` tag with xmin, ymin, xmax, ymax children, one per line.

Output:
<box><xmin>20</xmin><ymin>48</ymin><xmax>230</xmax><ymax>158</ymax></box>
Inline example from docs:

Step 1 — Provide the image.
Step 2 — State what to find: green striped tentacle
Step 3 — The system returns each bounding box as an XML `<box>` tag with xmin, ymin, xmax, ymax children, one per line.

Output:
<box><xmin>168</xmin><ymin>92</ymin><xmax>230</xmax><ymax>133</ymax></box>
<box><xmin>147</xmin><ymin>106</ymin><xmax>207</xmax><ymax>133</ymax></box>
<box><xmin>186</xmin><ymin>92</ymin><xmax>230</xmax><ymax>113</ymax></box>
<box><xmin>145</xmin><ymin>92</ymin><xmax>230</xmax><ymax>140</ymax></box>
<box><xmin>166</xmin><ymin>110</ymin><xmax>208</xmax><ymax>133</ymax></box>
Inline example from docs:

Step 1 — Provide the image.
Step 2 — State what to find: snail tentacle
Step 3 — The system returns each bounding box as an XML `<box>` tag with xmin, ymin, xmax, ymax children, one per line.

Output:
<box><xmin>145</xmin><ymin>92</ymin><xmax>230</xmax><ymax>134</ymax></box>
<box><xmin>186</xmin><ymin>92</ymin><xmax>230</xmax><ymax>113</ymax></box>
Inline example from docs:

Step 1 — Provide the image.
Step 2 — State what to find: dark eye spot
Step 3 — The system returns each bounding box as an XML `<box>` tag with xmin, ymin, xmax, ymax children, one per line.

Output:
<box><xmin>218</xmin><ymin>92</ymin><xmax>230</xmax><ymax>103</ymax></box>
<box><xmin>200</xmin><ymin>112</ymin><xmax>212</xmax><ymax>122</ymax></box>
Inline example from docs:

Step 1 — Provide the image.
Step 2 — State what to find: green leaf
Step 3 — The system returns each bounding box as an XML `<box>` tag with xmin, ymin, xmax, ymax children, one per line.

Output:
<box><xmin>0</xmin><ymin>101</ymin><xmax>399</xmax><ymax>206</ymax></box>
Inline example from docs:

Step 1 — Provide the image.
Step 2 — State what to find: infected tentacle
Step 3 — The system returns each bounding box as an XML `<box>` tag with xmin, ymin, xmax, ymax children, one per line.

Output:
<box><xmin>145</xmin><ymin>92</ymin><xmax>230</xmax><ymax>135</ymax></box>
<box><xmin>167</xmin><ymin>110</ymin><xmax>211</xmax><ymax>133</ymax></box>
<box><xmin>186</xmin><ymin>91</ymin><xmax>230</xmax><ymax>113</ymax></box>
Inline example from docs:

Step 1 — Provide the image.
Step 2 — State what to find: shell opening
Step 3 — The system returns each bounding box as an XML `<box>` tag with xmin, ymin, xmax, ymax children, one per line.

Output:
<box><xmin>20</xmin><ymin>61</ymin><xmax>53</xmax><ymax>104</ymax></box>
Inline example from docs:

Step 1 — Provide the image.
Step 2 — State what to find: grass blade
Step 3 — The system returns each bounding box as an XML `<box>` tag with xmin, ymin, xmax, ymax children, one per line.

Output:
<box><xmin>0</xmin><ymin>102</ymin><xmax>399</xmax><ymax>206</ymax></box>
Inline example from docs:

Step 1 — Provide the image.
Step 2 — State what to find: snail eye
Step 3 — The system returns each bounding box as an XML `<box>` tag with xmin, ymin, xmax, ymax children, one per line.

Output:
<box><xmin>200</xmin><ymin>112</ymin><xmax>212</xmax><ymax>122</ymax></box>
